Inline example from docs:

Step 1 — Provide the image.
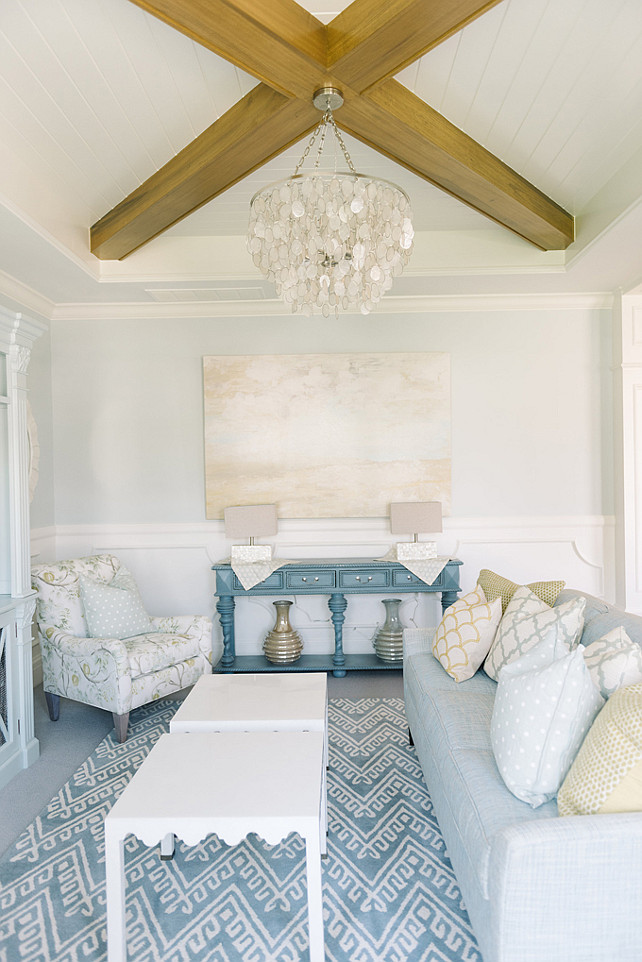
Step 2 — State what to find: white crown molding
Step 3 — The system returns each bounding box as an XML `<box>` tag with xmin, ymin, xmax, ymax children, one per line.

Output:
<box><xmin>0</xmin><ymin>272</ymin><xmax>55</xmax><ymax>322</ymax></box>
<box><xmin>49</xmin><ymin>290</ymin><xmax>615</xmax><ymax>321</ymax></box>
<box><xmin>0</xmin><ymin>306</ymin><xmax>48</xmax><ymax>344</ymax></box>
<box><xmin>0</xmin><ymin>192</ymin><xmax>99</xmax><ymax>281</ymax></box>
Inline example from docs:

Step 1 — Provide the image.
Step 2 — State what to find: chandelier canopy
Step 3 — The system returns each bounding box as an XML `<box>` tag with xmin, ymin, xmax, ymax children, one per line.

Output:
<box><xmin>247</xmin><ymin>87</ymin><xmax>414</xmax><ymax>316</ymax></box>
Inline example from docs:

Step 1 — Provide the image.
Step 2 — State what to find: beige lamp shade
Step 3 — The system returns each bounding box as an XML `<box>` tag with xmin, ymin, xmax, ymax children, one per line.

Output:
<box><xmin>224</xmin><ymin>504</ymin><xmax>278</xmax><ymax>562</ymax></box>
<box><xmin>224</xmin><ymin>504</ymin><xmax>278</xmax><ymax>539</ymax></box>
<box><xmin>389</xmin><ymin>502</ymin><xmax>443</xmax><ymax>536</ymax></box>
<box><xmin>390</xmin><ymin>501</ymin><xmax>442</xmax><ymax>560</ymax></box>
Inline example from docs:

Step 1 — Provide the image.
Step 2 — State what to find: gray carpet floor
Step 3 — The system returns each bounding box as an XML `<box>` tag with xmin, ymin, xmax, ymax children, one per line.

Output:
<box><xmin>0</xmin><ymin>671</ymin><xmax>403</xmax><ymax>860</ymax></box>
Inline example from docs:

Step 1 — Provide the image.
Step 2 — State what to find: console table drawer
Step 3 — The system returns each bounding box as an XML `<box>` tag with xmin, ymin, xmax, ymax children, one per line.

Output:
<box><xmin>392</xmin><ymin>570</ymin><xmax>444</xmax><ymax>588</ymax></box>
<box><xmin>233</xmin><ymin>571</ymin><xmax>283</xmax><ymax>590</ymax></box>
<box><xmin>339</xmin><ymin>569</ymin><xmax>389</xmax><ymax>588</ymax></box>
<box><xmin>286</xmin><ymin>570</ymin><xmax>336</xmax><ymax>589</ymax></box>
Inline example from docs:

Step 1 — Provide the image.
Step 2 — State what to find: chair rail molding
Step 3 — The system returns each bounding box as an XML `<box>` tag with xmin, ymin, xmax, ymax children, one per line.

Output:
<box><xmin>31</xmin><ymin>514</ymin><xmax>614</xmax><ymax>673</ymax></box>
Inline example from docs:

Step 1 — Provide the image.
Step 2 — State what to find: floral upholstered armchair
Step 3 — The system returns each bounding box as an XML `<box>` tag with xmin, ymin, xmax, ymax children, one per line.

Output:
<box><xmin>31</xmin><ymin>554</ymin><xmax>212</xmax><ymax>742</ymax></box>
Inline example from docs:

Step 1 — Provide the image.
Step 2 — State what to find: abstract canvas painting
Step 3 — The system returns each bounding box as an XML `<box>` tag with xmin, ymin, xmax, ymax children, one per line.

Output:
<box><xmin>203</xmin><ymin>352</ymin><xmax>450</xmax><ymax>518</ymax></box>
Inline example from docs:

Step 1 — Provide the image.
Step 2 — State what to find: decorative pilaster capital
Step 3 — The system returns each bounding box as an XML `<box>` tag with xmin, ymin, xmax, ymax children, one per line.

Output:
<box><xmin>10</xmin><ymin>343</ymin><xmax>31</xmax><ymax>375</ymax></box>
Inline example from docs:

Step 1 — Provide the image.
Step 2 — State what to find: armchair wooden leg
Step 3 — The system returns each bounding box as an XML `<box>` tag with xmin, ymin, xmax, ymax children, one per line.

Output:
<box><xmin>45</xmin><ymin>692</ymin><xmax>60</xmax><ymax>721</ymax></box>
<box><xmin>113</xmin><ymin>712</ymin><xmax>130</xmax><ymax>744</ymax></box>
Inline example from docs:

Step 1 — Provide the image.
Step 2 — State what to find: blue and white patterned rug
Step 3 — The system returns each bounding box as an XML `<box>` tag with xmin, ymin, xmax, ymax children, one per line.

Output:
<box><xmin>0</xmin><ymin>697</ymin><xmax>481</xmax><ymax>962</ymax></box>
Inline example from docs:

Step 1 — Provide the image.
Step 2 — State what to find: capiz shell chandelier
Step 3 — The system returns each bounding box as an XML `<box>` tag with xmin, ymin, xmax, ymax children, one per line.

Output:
<box><xmin>247</xmin><ymin>87</ymin><xmax>414</xmax><ymax>316</ymax></box>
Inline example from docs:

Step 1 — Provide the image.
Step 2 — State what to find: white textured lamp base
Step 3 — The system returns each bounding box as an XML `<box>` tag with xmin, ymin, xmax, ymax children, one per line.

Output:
<box><xmin>396</xmin><ymin>542</ymin><xmax>437</xmax><ymax>561</ymax></box>
<box><xmin>231</xmin><ymin>544</ymin><xmax>272</xmax><ymax>563</ymax></box>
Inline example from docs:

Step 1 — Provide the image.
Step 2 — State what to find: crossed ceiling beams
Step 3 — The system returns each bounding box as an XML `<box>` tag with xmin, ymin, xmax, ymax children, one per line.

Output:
<box><xmin>90</xmin><ymin>0</ymin><xmax>575</xmax><ymax>261</ymax></box>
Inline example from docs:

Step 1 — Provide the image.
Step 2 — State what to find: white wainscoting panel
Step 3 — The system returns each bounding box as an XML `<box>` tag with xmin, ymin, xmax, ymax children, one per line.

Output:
<box><xmin>30</xmin><ymin>516</ymin><xmax>614</xmax><ymax>670</ymax></box>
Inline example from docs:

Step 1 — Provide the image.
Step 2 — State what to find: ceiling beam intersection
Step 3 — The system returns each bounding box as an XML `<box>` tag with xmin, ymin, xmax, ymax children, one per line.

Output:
<box><xmin>91</xmin><ymin>0</ymin><xmax>574</xmax><ymax>260</ymax></box>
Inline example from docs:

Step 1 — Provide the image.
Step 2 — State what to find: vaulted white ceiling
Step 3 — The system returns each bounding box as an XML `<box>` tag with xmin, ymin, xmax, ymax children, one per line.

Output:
<box><xmin>2</xmin><ymin>0</ymin><xmax>642</xmax><ymax>317</ymax></box>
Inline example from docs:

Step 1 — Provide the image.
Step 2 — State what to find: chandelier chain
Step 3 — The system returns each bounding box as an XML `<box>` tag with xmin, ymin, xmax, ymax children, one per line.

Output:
<box><xmin>293</xmin><ymin>107</ymin><xmax>356</xmax><ymax>177</ymax></box>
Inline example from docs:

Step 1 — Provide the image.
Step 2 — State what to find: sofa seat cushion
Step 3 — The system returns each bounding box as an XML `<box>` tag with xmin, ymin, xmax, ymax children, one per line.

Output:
<box><xmin>123</xmin><ymin>632</ymin><xmax>202</xmax><ymax>676</ymax></box>
<box><xmin>406</xmin><ymin>651</ymin><xmax>557</xmax><ymax>897</ymax></box>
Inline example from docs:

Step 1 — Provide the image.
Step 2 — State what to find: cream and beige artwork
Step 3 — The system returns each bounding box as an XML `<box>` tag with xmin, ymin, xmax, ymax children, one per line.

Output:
<box><xmin>203</xmin><ymin>352</ymin><xmax>450</xmax><ymax>519</ymax></box>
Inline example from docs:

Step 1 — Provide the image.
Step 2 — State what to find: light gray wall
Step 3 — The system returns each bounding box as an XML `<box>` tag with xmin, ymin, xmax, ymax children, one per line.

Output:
<box><xmin>48</xmin><ymin>307</ymin><xmax>613</xmax><ymax>524</ymax></box>
<box><xmin>28</xmin><ymin>324</ymin><xmax>55</xmax><ymax>529</ymax></box>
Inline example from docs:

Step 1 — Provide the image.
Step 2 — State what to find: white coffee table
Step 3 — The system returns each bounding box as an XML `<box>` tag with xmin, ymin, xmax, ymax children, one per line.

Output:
<box><xmin>170</xmin><ymin>672</ymin><xmax>329</xmax><ymax>851</ymax></box>
<box><xmin>105</xmin><ymin>731</ymin><xmax>326</xmax><ymax>962</ymax></box>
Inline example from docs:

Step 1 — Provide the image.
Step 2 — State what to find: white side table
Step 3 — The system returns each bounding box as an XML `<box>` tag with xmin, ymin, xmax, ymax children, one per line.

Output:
<box><xmin>105</xmin><ymin>731</ymin><xmax>325</xmax><ymax>962</ymax></box>
<box><xmin>170</xmin><ymin>672</ymin><xmax>329</xmax><ymax>852</ymax></box>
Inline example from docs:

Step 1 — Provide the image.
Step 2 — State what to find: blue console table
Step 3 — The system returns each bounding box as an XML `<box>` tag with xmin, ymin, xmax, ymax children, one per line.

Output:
<box><xmin>212</xmin><ymin>557</ymin><xmax>462</xmax><ymax>677</ymax></box>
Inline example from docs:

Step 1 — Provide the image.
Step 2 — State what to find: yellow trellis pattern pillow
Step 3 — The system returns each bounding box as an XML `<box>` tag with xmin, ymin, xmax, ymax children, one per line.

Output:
<box><xmin>558</xmin><ymin>684</ymin><xmax>642</xmax><ymax>816</ymax></box>
<box><xmin>432</xmin><ymin>585</ymin><xmax>503</xmax><ymax>682</ymax></box>
<box><xmin>478</xmin><ymin>569</ymin><xmax>565</xmax><ymax>614</ymax></box>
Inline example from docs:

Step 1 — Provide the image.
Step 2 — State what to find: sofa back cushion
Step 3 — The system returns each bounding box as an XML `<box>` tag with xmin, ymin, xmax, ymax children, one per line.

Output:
<box><xmin>555</xmin><ymin>589</ymin><xmax>642</xmax><ymax>650</ymax></box>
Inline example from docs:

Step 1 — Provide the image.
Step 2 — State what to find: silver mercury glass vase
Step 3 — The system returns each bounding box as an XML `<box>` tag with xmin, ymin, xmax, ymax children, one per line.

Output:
<box><xmin>373</xmin><ymin>598</ymin><xmax>404</xmax><ymax>663</ymax></box>
<box><xmin>263</xmin><ymin>599</ymin><xmax>303</xmax><ymax>664</ymax></box>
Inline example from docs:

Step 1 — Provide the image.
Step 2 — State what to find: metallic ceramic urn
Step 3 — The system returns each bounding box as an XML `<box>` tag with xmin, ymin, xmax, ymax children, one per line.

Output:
<box><xmin>263</xmin><ymin>599</ymin><xmax>303</xmax><ymax>664</ymax></box>
<box><xmin>373</xmin><ymin>598</ymin><xmax>404</xmax><ymax>662</ymax></box>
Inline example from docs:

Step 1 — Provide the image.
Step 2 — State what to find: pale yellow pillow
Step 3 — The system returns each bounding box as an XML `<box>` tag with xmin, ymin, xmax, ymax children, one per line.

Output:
<box><xmin>478</xmin><ymin>568</ymin><xmax>565</xmax><ymax>614</ymax></box>
<box><xmin>558</xmin><ymin>684</ymin><xmax>642</xmax><ymax>816</ymax></box>
<box><xmin>432</xmin><ymin>584</ymin><xmax>502</xmax><ymax>682</ymax></box>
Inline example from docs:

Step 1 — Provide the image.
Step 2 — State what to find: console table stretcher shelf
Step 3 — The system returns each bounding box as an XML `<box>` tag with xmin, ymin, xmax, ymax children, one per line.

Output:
<box><xmin>212</xmin><ymin>557</ymin><xmax>462</xmax><ymax>676</ymax></box>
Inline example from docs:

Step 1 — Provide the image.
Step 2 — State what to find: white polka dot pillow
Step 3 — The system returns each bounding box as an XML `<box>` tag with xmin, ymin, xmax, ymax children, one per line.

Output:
<box><xmin>484</xmin><ymin>585</ymin><xmax>586</xmax><ymax>681</ymax></box>
<box><xmin>490</xmin><ymin>637</ymin><xmax>604</xmax><ymax>808</ymax></box>
<box><xmin>432</xmin><ymin>584</ymin><xmax>502</xmax><ymax>682</ymax></box>
<box><xmin>79</xmin><ymin>567</ymin><xmax>153</xmax><ymax>640</ymax></box>
<box><xmin>558</xmin><ymin>684</ymin><xmax>642</xmax><ymax>816</ymax></box>
<box><xmin>582</xmin><ymin>627</ymin><xmax>642</xmax><ymax>698</ymax></box>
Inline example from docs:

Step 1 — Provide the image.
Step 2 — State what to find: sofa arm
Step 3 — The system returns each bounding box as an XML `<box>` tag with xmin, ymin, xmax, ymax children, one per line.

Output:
<box><xmin>38</xmin><ymin>627</ymin><xmax>132</xmax><ymax>713</ymax></box>
<box><xmin>150</xmin><ymin>614</ymin><xmax>213</xmax><ymax>665</ymax></box>
<box><xmin>488</xmin><ymin>812</ymin><xmax>642</xmax><ymax>961</ymax></box>
<box><xmin>403</xmin><ymin>627</ymin><xmax>436</xmax><ymax>660</ymax></box>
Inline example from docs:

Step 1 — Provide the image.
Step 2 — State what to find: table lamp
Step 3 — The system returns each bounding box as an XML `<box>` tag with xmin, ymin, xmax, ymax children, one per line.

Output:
<box><xmin>224</xmin><ymin>504</ymin><xmax>278</xmax><ymax>563</ymax></box>
<box><xmin>390</xmin><ymin>501</ymin><xmax>442</xmax><ymax>560</ymax></box>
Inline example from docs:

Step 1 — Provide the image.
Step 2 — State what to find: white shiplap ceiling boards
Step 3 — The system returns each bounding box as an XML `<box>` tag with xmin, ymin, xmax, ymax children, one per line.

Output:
<box><xmin>1</xmin><ymin>0</ymin><xmax>642</xmax><ymax>317</ymax></box>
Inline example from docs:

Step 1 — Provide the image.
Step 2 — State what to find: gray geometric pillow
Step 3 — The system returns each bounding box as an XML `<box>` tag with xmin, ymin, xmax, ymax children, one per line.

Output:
<box><xmin>583</xmin><ymin>627</ymin><xmax>642</xmax><ymax>698</ymax></box>
<box><xmin>79</xmin><ymin>567</ymin><xmax>153</xmax><ymax>640</ymax></box>
<box><xmin>484</xmin><ymin>585</ymin><xmax>586</xmax><ymax>681</ymax></box>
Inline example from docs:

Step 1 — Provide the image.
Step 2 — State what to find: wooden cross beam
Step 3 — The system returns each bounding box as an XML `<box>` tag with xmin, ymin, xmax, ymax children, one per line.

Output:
<box><xmin>90</xmin><ymin>0</ymin><xmax>574</xmax><ymax>260</ymax></box>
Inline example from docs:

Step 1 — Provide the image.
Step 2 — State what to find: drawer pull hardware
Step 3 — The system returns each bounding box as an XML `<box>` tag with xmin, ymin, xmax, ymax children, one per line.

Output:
<box><xmin>302</xmin><ymin>577</ymin><xmax>307</xmax><ymax>582</ymax></box>
<box><xmin>314</xmin><ymin>576</ymin><xmax>319</xmax><ymax>582</ymax></box>
<box><xmin>367</xmin><ymin>576</ymin><xmax>373</xmax><ymax>581</ymax></box>
<box><xmin>407</xmin><ymin>575</ymin><xmax>412</xmax><ymax>581</ymax></box>
<box><xmin>355</xmin><ymin>576</ymin><xmax>361</xmax><ymax>581</ymax></box>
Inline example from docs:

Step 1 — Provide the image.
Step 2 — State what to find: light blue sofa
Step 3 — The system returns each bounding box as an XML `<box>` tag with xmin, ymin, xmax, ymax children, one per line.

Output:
<box><xmin>403</xmin><ymin>589</ymin><xmax>642</xmax><ymax>962</ymax></box>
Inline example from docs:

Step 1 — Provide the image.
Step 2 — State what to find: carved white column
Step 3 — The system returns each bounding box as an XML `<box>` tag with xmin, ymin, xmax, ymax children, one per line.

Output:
<box><xmin>8</xmin><ymin>338</ymin><xmax>32</xmax><ymax>597</ymax></box>
<box><xmin>0</xmin><ymin>308</ymin><xmax>46</xmax><ymax>781</ymax></box>
<box><xmin>14</xmin><ymin>595</ymin><xmax>38</xmax><ymax>760</ymax></box>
